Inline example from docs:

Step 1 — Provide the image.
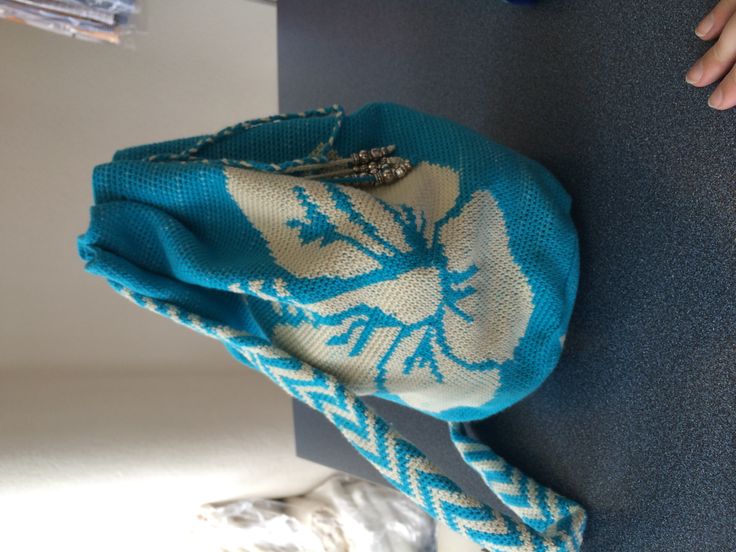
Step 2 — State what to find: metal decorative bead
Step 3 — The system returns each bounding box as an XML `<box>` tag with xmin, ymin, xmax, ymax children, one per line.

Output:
<box><xmin>338</xmin><ymin>146</ymin><xmax>411</xmax><ymax>187</ymax></box>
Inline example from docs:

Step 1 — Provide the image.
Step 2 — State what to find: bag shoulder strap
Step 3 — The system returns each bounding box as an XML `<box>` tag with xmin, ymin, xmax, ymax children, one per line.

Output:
<box><xmin>116</xmin><ymin>285</ymin><xmax>586</xmax><ymax>552</ymax></box>
<box><xmin>145</xmin><ymin>105</ymin><xmax>345</xmax><ymax>173</ymax></box>
<box><xmin>449</xmin><ymin>423</ymin><xmax>586</xmax><ymax>548</ymax></box>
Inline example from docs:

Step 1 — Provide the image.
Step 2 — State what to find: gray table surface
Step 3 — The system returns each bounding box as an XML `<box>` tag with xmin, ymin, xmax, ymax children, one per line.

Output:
<box><xmin>280</xmin><ymin>1</ymin><xmax>736</xmax><ymax>550</ymax></box>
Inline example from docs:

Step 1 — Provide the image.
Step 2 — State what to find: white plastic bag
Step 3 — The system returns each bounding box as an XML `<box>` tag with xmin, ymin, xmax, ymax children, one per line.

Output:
<box><xmin>196</xmin><ymin>476</ymin><xmax>436</xmax><ymax>552</ymax></box>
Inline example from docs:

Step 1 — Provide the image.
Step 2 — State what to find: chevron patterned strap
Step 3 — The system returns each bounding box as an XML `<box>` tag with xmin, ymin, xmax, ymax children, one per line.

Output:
<box><xmin>449</xmin><ymin>423</ymin><xmax>586</xmax><ymax>548</ymax></box>
<box><xmin>113</xmin><ymin>286</ymin><xmax>586</xmax><ymax>552</ymax></box>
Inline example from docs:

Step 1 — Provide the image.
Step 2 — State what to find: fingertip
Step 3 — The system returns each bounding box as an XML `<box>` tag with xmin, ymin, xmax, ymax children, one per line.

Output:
<box><xmin>708</xmin><ymin>77</ymin><xmax>736</xmax><ymax>111</ymax></box>
<box><xmin>695</xmin><ymin>14</ymin><xmax>715</xmax><ymax>38</ymax></box>
<box><xmin>708</xmin><ymin>88</ymin><xmax>724</xmax><ymax>109</ymax></box>
<box><xmin>686</xmin><ymin>61</ymin><xmax>705</xmax><ymax>86</ymax></box>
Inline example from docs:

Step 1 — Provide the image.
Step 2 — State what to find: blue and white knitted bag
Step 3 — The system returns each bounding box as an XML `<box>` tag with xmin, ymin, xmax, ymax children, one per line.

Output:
<box><xmin>78</xmin><ymin>103</ymin><xmax>585</xmax><ymax>551</ymax></box>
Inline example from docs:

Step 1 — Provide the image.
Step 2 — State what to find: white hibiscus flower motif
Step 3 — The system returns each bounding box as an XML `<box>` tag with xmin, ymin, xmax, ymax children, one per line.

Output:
<box><xmin>225</xmin><ymin>162</ymin><xmax>534</xmax><ymax>414</ymax></box>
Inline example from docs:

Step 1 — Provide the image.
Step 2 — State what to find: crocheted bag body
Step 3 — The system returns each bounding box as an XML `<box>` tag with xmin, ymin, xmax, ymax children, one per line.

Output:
<box><xmin>79</xmin><ymin>103</ymin><xmax>585</xmax><ymax>551</ymax></box>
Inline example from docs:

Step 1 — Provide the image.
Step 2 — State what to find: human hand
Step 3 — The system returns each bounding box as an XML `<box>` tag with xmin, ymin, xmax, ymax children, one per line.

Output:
<box><xmin>687</xmin><ymin>0</ymin><xmax>736</xmax><ymax>110</ymax></box>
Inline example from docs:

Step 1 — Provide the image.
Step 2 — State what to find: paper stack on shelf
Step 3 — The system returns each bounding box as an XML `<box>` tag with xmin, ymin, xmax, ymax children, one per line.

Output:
<box><xmin>0</xmin><ymin>0</ymin><xmax>138</xmax><ymax>44</ymax></box>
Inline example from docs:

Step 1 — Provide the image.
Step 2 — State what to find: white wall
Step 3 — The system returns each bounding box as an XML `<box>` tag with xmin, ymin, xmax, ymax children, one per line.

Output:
<box><xmin>0</xmin><ymin>3</ymin><xmax>333</xmax><ymax>552</ymax></box>
<box><xmin>0</xmin><ymin>372</ymin><xmax>332</xmax><ymax>552</ymax></box>
<box><xmin>0</xmin><ymin>0</ymin><xmax>277</xmax><ymax>372</ymax></box>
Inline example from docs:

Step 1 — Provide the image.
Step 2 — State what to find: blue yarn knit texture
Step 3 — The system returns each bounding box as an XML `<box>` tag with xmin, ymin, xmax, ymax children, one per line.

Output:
<box><xmin>78</xmin><ymin>103</ymin><xmax>585</xmax><ymax>551</ymax></box>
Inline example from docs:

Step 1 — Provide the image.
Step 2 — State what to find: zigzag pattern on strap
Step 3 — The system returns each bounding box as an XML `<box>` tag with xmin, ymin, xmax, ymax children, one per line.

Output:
<box><xmin>114</xmin><ymin>285</ymin><xmax>585</xmax><ymax>552</ymax></box>
<box><xmin>450</xmin><ymin>423</ymin><xmax>586</xmax><ymax>549</ymax></box>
